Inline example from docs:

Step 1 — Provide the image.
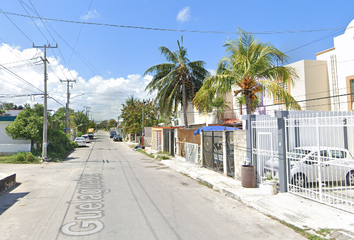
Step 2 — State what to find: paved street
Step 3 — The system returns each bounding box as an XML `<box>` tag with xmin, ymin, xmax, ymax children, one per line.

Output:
<box><xmin>0</xmin><ymin>131</ymin><xmax>305</xmax><ymax>240</ymax></box>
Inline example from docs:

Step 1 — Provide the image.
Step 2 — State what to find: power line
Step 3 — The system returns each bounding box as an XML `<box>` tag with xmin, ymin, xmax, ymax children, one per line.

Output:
<box><xmin>68</xmin><ymin>0</ymin><xmax>94</xmax><ymax>65</ymax></box>
<box><xmin>0</xmin><ymin>63</ymin><xmax>44</xmax><ymax>93</ymax></box>
<box><xmin>0</xmin><ymin>9</ymin><xmax>33</xmax><ymax>43</ymax></box>
<box><xmin>2</xmin><ymin>10</ymin><xmax>350</xmax><ymax>35</ymax></box>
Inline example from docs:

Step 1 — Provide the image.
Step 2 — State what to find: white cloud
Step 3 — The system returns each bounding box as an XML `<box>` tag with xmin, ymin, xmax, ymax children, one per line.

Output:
<box><xmin>80</xmin><ymin>10</ymin><xmax>100</xmax><ymax>21</ymax></box>
<box><xmin>208</xmin><ymin>69</ymin><xmax>216</xmax><ymax>76</ymax></box>
<box><xmin>0</xmin><ymin>44</ymin><xmax>155</xmax><ymax>122</ymax></box>
<box><xmin>176</xmin><ymin>7</ymin><xmax>191</xmax><ymax>23</ymax></box>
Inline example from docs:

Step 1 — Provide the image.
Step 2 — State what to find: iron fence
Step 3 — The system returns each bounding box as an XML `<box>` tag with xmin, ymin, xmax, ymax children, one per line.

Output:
<box><xmin>285</xmin><ymin>112</ymin><xmax>354</xmax><ymax>213</ymax></box>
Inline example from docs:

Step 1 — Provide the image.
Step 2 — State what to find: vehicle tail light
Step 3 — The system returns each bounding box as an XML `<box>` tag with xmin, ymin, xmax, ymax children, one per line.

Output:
<box><xmin>83</xmin><ymin>141</ymin><xmax>86</xmax><ymax>143</ymax></box>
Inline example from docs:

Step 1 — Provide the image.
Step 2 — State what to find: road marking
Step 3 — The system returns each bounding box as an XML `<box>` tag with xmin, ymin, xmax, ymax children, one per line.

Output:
<box><xmin>61</xmin><ymin>173</ymin><xmax>110</xmax><ymax>236</ymax></box>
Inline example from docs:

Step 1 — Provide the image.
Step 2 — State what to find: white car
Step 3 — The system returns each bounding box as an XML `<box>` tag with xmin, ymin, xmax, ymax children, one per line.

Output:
<box><xmin>74</xmin><ymin>137</ymin><xmax>86</xmax><ymax>147</ymax></box>
<box><xmin>82</xmin><ymin>135</ymin><xmax>90</xmax><ymax>143</ymax></box>
<box><xmin>264</xmin><ymin>146</ymin><xmax>354</xmax><ymax>187</ymax></box>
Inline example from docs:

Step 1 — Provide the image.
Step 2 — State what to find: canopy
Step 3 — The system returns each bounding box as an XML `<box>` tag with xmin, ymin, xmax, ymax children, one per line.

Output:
<box><xmin>193</xmin><ymin>126</ymin><xmax>239</xmax><ymax>135</ymax></box>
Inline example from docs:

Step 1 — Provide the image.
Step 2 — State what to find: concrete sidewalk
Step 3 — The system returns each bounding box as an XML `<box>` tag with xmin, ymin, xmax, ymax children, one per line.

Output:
<box><xmin>135</xmin><ymin>144</ymin><xmax>354</xmax><ymax>239</ymax></box>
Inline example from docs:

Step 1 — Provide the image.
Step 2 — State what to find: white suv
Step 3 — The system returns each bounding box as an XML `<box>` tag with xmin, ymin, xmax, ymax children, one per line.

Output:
<box><xmin>264</xmin><ymin>146</ymin><xmax>354</xmax><ymax>187</ymax></box>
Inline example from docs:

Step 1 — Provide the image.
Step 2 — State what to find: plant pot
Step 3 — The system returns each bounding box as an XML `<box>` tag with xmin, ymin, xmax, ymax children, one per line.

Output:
<box><xmin>261</xmin><ymin>180</ymin><xmax>278</xmax><ymax>195</ymax></box>
<box><xmin>241</xmin><ymin>165</ymin><xmax>256</xmax><ymax>188</ymax></box>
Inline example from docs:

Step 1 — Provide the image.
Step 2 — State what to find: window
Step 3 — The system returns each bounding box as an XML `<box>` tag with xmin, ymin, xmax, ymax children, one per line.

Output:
<box><xmin>331</xmin><ymin>150</ymin><xmax>346</xmax><ymax>159</ymax></box>
<box><xmin>275</xmin><ymin>82</ymin><xmax>288</xmax><ymax>102</ymax></box>
<box><xmin>351</xmin><ymin>80</ymin><xmax>354</xmax><ymax>102</ymax></box>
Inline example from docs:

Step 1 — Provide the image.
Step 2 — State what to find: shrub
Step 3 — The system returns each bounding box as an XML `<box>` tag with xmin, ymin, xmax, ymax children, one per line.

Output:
<box><xmin>10</xmin><ymin>152</ymin><xmax>39</xmax><ymax>163</ymax></box>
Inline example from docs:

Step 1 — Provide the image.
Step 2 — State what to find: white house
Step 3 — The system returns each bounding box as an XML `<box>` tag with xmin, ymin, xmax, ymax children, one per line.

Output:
<box><xmin>264</xmin><ymin>19</ymin><xmax>354</xmax><ymax>113</ymax></box>
<box><xmin>0</xmin><ymin>109</ymin><xmax>31</xmax><ymax>155</ymax></box>
<box><xmin>0</xmin><ymin>116</ymin><xmax>31</xmax><ymax>155</ymax></box>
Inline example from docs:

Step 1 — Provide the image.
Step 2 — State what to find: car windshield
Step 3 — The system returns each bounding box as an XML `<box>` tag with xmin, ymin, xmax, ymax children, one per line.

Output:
<box><xmin>76</xmin><ymin>138</ymin><xmax>84</xmax><ymax>140</ymax></box>
<box><xmin>288</xmin><ymin>149</ymin><xmax>311</xmax><ymax>160</ymax></box>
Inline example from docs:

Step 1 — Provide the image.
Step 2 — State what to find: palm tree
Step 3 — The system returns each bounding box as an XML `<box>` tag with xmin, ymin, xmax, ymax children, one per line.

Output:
<box><xmin>194</xmin><ymin>29</ymin><xmax>301</xmax><ymax>115</ymax></box>
<box><xmin>210</xmin><ymin>96</ymin><xmax>231</xmax><ymax>122</ymax></box>
<box><xmin>144</xmin><ymin>36</ymin><xmax>210</xmax><ymax>128</ymax></box>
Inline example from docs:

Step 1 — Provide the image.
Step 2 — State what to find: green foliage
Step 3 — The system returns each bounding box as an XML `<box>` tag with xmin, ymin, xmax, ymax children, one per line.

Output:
<box><xmin>144</xmin><ymin>36</ymin><xmax>210</xmax><ymax>128</ymax></box>
<box><xmin>97</xmin><ymin>120</ymin><xmax>108</xmax><ymax>129</ymax></box>
<box><xmin>72</xmin><ymin>110</ymin><xmax>90</xmax><ymax>133</ymax></box>
<box><xmin>77</xmin><ymin>131</ymin><xmax>83</xmax><ymax>137</ymax></box>
<box><xmin>9</xmin><ymin>152</ymin><xmax>39</xmax><ymax>164</ymax></box>
<box><xmin>5</xmin><ymin>104</ymin><xmax>44</xmax><ymax>146</ymax></box>
<box><xmin>0</xmin><ymin>102</ymin><xmax>14</xmax><ymax>111</ymax></box>
<box><xmin>106</xmin><ymin>119</ymin><xmax>117</xmax><ymax>131</ymax></box>
<box><xmin>120</xmin><ymin>97</ymin><xmax>160</xmax><ymax>135</ymax></box>
<box><xmin>5</xmin><ymin>104</ymin><xmax>75</xmax><ymax>160</ymax></box>
<box><xmin>193</xmin><ymin>29</ymin><xmax>300</xmax><ymax>115</ymax></box>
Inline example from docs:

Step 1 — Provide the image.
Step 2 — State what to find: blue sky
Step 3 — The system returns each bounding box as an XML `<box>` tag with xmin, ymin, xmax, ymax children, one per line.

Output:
<box><xmin>1</xmin><ymin>0</ymin><xmax>354</xmax><ymax>121</ymax></box>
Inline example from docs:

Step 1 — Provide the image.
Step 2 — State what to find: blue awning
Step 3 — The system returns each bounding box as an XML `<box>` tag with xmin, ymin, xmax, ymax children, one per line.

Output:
<box><xmin>193</xmin><ymin>126</ymin><xmax>239</xmax><ymax>135</ymax></box>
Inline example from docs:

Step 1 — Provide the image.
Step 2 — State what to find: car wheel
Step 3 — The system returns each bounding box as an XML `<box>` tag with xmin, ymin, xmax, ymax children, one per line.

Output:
<box><xmin>292</xmin><ymin>173</ymin><xmax>307</xmax><ymax>188</ymax></box>
<box><xmin>346</xmin><ymin>171</ymin><xmax>354</xmax><ymax>186</ymax></box>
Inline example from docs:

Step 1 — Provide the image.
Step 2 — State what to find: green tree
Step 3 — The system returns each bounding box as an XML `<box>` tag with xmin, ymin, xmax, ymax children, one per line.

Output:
<box><xmin>120</xmin><ymin>98</ymin><xmax>159</xmax><ymax>135</ymax></box>
<box><xmin>97</xmin><ymin>120</ymin><xmax>108</xmax><ymax>129</ymax></box>
<box><xmin>194</xmin><ymin>29</ymin><xmax>301</xmax><ymax>115</ymax></box>
<box><xmin>5</xmin><ymin>104</ymin><xmax>44</xmax><ymax>149</ymax></box>
<box><xmin>72</xmin><ymin>110</ymin><xmax>90</xmax><ymax>133</ymax></box>
<box><xmin>5</xmin><ymin>104</ymin><xmax>73</xmax><ymax>159</ymax></box>
<box><xmin>106</xmin><ymin>119</ymin><xmax>117</xmax><ymax>130</ymax></box>
<box><xmin>0</xmin><ymin>102</ymin><xmax>14</xmax><ymax>111</ymax></box>
<box><xmin>144</xmin><ymin>36</ymin><xmax>210</xmax><ymax>128</ymax></box>
<box><xmin>53</xmin><ymin>107</ymin><xmax>74</xmax><ymax>131</ymax></box>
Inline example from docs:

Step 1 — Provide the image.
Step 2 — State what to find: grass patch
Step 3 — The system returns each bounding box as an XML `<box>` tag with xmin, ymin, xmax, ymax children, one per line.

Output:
<box><xmin>136</xmin><ymin>149</ymin><xmax>154</xmax><ymax>158</ymax></box>
<box><xmin>197</xmin><ymin>179</ymin><xmax>213</xmax><ymax>189</ymax></box>
<box><xmin>0</xmin><ymin>152</ymin><xmax>40</xmax><ymax>164</ymax></box>
<box><xmin>278</xmin><ymin>220</ymin><xmax>333</xmax><ymax>239</ymax></box>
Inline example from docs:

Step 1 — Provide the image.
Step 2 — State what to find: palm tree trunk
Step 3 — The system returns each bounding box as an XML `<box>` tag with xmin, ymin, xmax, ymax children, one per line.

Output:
<box><xmin>182</xmin><ymin>82</ymin><xmax>189</xmax><ymax>128</ymax></box>
<box><xmin>245</xmin><ymin>93</ymin><xmax>251</xmax><ymax>115</ymax></box>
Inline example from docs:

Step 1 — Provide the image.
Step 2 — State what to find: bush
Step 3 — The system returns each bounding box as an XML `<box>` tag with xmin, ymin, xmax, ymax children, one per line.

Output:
<box><xmin>10</xmin><ymin>152</ymin><xmax>39</xmax><ymax>163</ymax></box>
<box><xmin>77</xmin><ymin>132</ymin><xmax>83</xmax><ymax>137</ymax></box>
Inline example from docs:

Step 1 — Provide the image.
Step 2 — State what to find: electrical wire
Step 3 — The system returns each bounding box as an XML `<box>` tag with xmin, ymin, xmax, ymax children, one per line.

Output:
<box><xmin>68</xmin><ymin>0</ymin><xmax>94</xmax><ymax>65</ymax></box>
<box><xmin>2</xmin><ymin>11</ymin><xmax>350</xmax><ymax>35</ymax></box>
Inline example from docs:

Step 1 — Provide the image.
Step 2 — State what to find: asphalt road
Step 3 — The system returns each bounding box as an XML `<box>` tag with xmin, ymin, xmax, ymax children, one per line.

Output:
<box><xmin>0</xmin><ymin>130</ymin><xmax>305</xmax><ymax>240</ymax></box>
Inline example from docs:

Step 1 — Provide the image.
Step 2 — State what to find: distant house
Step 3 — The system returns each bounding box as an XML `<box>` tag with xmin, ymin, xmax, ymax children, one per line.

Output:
<box><xmin>0</xmin><ymin>108</ymin><xmax>31</xmax><ymax>155</ymax></box>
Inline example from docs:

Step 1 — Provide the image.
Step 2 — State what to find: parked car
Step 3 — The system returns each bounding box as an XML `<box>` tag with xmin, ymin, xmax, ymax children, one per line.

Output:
<box><xmin>110</xmin><ymin>131</ymin><xmax>117</xmax><ymax>138</ymax></box>
<box><xmin>74</xmin><ymin>137</ymin><xmax>86</xmax><ymax>147</ymax></box>
<box><xmin>264</xmin><ymin>146</ymin><xmax>354</xmax><ymax>187</ymax></box>
<box><xmin>82</xmin><ymin>135</ymin><xmax>90</xmax><ymax>143</ymax></box>
<box><xmin>88</xmin><ymin>133</ymin><xmax>94</xmax><ymax>139</ymax></box>
<box><xmin>113</xmin><ymin>135</ymin><xmax>123</xmax><ymax>142</ymax></box>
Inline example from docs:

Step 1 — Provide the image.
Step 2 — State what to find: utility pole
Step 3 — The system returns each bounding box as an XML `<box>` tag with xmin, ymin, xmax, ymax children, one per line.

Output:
<box><xmin>33</xmin><ymin>43</ymin><xmax>58</xmax><ymax>160</ymax></box>
<box><xmin>83</xmin><ymin>106</ymin><xmax>91</xmax><ymax>116</ymax></box>
<box><xmin>60</xmin><ymin>79</ymin><xmax>76</xmax><ymax>134</ymax></box>
<box><xmin>142</xmin><ymin>100</ymin><xmax>146</xmax><ymax>149</ymax></box>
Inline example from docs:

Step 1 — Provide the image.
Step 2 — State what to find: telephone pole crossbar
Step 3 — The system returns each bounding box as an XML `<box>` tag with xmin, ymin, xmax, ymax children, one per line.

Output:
<box><xmin>33</xmin><ymin>43</ymin><xmax>58</xmax><ymax>160</ymax></box>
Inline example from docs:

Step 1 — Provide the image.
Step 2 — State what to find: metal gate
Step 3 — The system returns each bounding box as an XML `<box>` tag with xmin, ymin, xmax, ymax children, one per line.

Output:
<box><xmin>251</xmin><ymin>115</ymin><xmax>279</xmax><ymax>182</ymax></box>
<box><xmin>226</xmin><ymin>131</ymin><xmax>234</xmax><ymax>177</ymax></box>
<box><xmin>185</xmin><ymin>143</ymin><xmax>198</xmax><ymax>164</ymax></box>
<box><xmin>286</xmin><ymin>112</ymin><xmax>354</xmax><ymax>213</ymax></box>
<box><xmin>203</xmin><ymin>131</ymin><xmax>223</xmax><ymax>173</ymax></box>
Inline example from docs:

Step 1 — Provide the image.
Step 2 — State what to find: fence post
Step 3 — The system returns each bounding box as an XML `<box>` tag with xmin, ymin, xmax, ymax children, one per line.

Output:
<box><xmin>223</xmin><ymin>130</ymin><xmax>227</xmax><ymax>176</ymax></box>
<box><xmin>275</xmin><ymin>111</ymin><xmax>289</xmax><ymax>193</ymax></box>
<box><xmin>241</xmin><ymin>115</ymin><xmax>255</xmax><ymax>165</ymax></box>
<box><xmin>200</xmin><ymin>130</ymin><xmax>204</xmax><ymax>166</ymax></box>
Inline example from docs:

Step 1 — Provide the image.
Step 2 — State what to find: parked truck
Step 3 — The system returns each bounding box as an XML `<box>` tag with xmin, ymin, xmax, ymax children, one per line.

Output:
<box><xmin>87</xmin><ymin>128</ymin><xmax>95</xmax><ymax>139</ymax></box>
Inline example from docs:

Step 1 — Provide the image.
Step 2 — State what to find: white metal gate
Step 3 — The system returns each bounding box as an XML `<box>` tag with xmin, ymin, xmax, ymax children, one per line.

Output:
<box><xmin>286</xmin><ymin>112</ymin><xmax>354</xmax><ymax>213</ymax></box>
<box><xmin>185</xmin><ymin>143</ymin><xmax>199</xmax><ymax>164</ymax></box>
<box><xmin>251</xmin><ymin>115</ymin><xmax>279</xmax><ymax>182</ymax></box>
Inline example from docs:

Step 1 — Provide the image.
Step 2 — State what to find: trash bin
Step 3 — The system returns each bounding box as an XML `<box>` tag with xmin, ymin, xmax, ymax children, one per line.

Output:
<box><xmin>241</xmin><ymin>165</ymin><xmax>256</xmax><ymax>188</ymax></box>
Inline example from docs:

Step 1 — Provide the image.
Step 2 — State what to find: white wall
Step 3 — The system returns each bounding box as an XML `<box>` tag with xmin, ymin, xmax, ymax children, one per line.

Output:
<box><xmin>0</xmin><ymin>120</ymin><xmax>31</xmax><ymax>153</ymax></box>
<box><xmin>316</xmin><ymin>19</ymin><xmax>354</xmax><ymax>111</ymax></box>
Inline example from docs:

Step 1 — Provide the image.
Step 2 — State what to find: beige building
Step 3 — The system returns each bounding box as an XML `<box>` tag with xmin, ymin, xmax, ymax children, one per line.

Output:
<box><xmin>265</xmin><ymin>19</ymin><xmax>354</xmax><ymax>113</ymax></box>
